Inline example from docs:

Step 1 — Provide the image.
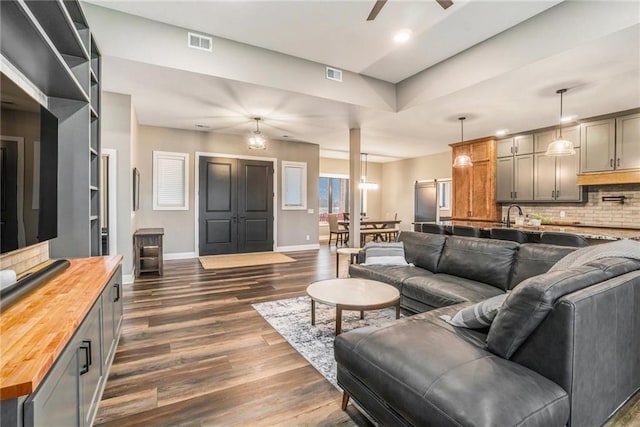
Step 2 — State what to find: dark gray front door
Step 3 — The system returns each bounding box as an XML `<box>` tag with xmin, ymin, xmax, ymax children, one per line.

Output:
<box><xmin>199</xmin><ymin>156</ymin><xmax>273</xmax><ymax>255</ymax></box>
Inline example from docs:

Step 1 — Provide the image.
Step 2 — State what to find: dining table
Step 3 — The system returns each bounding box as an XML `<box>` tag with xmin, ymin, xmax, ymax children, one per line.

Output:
<box><xmin>338</xmin><ymin>219</ymin><xmax>402</xmax><ymax>245</ymax></box>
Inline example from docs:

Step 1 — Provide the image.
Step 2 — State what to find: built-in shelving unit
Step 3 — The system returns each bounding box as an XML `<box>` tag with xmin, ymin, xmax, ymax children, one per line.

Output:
<box><xmin>2</xmin><ymin>0</ymin><xmax>102</xmax><ymax>258</ymax></box>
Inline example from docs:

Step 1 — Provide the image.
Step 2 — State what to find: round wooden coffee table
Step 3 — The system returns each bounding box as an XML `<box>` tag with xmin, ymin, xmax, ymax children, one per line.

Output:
<box><xmin>306</xmin><ymin>278</ymin><xmax>400</xmax><ymax>335</ymax></box>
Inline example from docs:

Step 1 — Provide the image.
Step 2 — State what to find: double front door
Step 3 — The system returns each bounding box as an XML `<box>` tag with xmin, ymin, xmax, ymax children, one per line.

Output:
<box><xmin>199</xmin><ymin>156</ymin><xmax>274</xmax><ymax>255</ymax></box>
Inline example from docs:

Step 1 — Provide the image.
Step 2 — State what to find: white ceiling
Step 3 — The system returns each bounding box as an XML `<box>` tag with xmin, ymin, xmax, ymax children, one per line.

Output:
<box><xmin>84</xmin><ymin>0</ymin><xmax>640</xmax><ymax>162</ymax></box>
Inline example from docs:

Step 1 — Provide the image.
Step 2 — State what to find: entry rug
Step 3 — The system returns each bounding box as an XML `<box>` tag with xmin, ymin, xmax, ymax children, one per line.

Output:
<box><xmin>252</xmin><ymin>296</ymin><xmax>400</xmax><ymax>389</ymax></box>
<box><xmin>199</xmin><ymin>252</ymin><xmax>296</xmax><ymax>270</ymax></box>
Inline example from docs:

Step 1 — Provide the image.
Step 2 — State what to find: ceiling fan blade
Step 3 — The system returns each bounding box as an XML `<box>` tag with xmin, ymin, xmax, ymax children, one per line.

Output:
<box><xmin>435</xmin><ymin>0</ymin><xmax>454</xmax><ymax>10</ymax></box>
<box><xmin>366</xmin><ymin>0</ymin><xmax>387</xmax><ymax>21</ymax></box>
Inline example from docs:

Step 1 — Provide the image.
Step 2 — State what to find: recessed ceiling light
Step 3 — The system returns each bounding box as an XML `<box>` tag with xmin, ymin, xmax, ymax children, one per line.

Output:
<box><xmin>560</xmin><ymin>115</ymin><xmax>577</xmax><ymax>123</ymax></box>
<box><xmin>282</xmin><ymin>135</ymin><xmax>289</xmax><ymax>138</ymax></box>
<box><xmin>195</xmin><ymin>124</ymin><xmax>210</xmax><ymax>129</ymax></box>
<box><xmin>393</xmin><ymin>30</ymin><xmax>411</xmax><ymax>44</ymax></box>
<box><xmin>496</xmin><ymin>129</ymin><xmax>509</xmax><ymax>136</ymax></box>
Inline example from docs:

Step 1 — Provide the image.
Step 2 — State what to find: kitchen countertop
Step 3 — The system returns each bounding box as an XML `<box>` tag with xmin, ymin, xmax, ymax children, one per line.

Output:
<box><xmin>0</xmin><ymin>255</ymin><xmax>122</xmax><ymax>400</ymax></box>
<box><xmin>415</xmin><ymin>220</ymin><xmax>640</xmax><ymax>241</ymax></box>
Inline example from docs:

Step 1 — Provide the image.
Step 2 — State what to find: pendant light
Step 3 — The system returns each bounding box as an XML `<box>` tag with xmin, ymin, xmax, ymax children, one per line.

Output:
<box><xmin>248</xmin><ymin>117</ymin><xmax>266</xmax><ymax>150</ymax></box>
<box><xmin>545</xmin><ymin>89</ymin><xmax>576</xmax><ymax>156</ymax></box>
<box><xmin>452</xmin><ymin>117</ymin><xmax>473</xmax><ymax>168</ymax></box>
<box><xmin>358</xmin><ymin>153</ymin><xmax>379</xmax><ymax>190</ymax></box>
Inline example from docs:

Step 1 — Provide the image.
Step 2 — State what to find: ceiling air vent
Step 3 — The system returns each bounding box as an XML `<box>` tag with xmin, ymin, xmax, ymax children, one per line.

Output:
<box><xmin>188</xmin><ymin>32</ymin><xmax>212</xmax><ymax>52</ymax></box>
<box><xmin>326</xmin><ymin>66</ymin><xmax>343</xmax><ymax>82</ymax></box>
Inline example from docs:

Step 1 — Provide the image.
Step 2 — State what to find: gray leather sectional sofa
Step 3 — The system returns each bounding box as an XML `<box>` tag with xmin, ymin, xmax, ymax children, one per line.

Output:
<box><xmin>336</xmin><ymin>231</ymin><xmax>640</xmax><ymax>426</ymax></box>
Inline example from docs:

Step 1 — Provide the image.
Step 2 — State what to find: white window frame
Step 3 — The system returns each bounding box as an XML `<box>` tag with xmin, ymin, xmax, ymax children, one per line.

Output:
<box><xmin>153</xmin><ymin>151</ymin><xmax>189</xmax><ymax>211</ymax></box>
<box><xmin>282</xmin><ymin>161</ymin><xmax>307</xmax><ymax>210</ymax></box>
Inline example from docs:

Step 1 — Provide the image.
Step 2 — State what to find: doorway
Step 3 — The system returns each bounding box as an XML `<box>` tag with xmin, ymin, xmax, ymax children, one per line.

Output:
<box><xmin>198</xmin><ymin>156</ymin><xmax>274</xmax><ymax>255</ymax></box>
<box><xmin>100</xmin><ymin>149</ymin><xmax>117</xmax><ymax>256</ymax></box>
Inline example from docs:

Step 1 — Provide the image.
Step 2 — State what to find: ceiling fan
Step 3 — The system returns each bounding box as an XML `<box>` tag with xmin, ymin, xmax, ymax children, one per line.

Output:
<box><xmin>366</xmin><ymin>0</ymin><xmax>454</xmax><ymax>21</ymax></box>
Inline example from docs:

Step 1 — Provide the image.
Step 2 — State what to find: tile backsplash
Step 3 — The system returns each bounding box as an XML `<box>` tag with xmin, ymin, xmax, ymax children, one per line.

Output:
<box><xmin>501</xmin><ymin>184</ymin><xmax>640</xmax><ymax>228</ymax></box>
<box><xmin>0</xmin><ymin>242</ymin><xmax>50</xmax><ymax>276</ymax></box>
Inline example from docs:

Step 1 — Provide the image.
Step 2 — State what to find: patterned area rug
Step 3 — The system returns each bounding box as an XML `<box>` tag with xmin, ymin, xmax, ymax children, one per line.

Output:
<box><xmin>199</xmin><ymin>252</ymin><xmax>295</xmax><ymax>270</ymax></box>
<box><xmin>252</xmin><ymin>296</ymin><xmax>400</xmax><ymax>388</ymax></box>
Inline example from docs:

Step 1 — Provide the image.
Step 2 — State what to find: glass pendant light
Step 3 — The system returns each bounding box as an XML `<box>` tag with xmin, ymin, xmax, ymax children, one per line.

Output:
<box><xmin>452</xmin><ymin>117</ymin><xmax>473</xmax><ymax>168</ymax></box>
<box><xmin>248</xmin><ymin>117</ymin><xmax>266</xmax><ymax>150</ymax></box>
<box><xmin>358</xmin><ymin>153</ymin><xmax>379</xmax><ymax>190</ymax></box>
<box><xmin>545</xmin><ymin>89</ymin><xmax>576</xmax><ymax>156</ymax></box>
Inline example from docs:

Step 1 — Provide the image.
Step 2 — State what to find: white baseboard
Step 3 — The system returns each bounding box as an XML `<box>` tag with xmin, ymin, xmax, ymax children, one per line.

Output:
<box><xmin>164</xmin><ymin>251</ymin><xmax>197</xmax><ymax>260</ymax></box>
<box><xmin>276</xmin><ymin>243</ymin><xmax>320</xmax><ymax>252</ymax></box>
<box><xmin>123</xmin><ymin>272</ymin><xmax>135</xmax><ymax>285</ymax></box>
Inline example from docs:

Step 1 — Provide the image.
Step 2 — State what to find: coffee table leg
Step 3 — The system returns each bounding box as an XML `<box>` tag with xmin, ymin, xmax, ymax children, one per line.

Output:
<box><xmin>336</xmin><ymin>252</ymin><xmax>339</xmax><ymax>278</ymax></box>
<box><xmin>360</xmin><ymin>310</ymin><xmax>364</xmax><ymax>320</ymax></box>
<box><xmin>396</xmin><ymin>301</ymin><xmax>401</xmax><ymax>319</ymax></box>
<box><xmin>311</xmin><ymin>299</ymin><xmax>315</xmax><ymax>326</ymax></box>
<box><xmin>336</xmin><ymin>305</ymin><xmax>342</xmax><ymax>335</ymax></box>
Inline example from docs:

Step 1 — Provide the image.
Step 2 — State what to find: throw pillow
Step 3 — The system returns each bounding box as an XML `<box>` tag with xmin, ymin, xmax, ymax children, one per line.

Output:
<box><xmin>363</xmin><ymin>242</ymin><xmax>409</xmax><ymax>266</ymax></box>
<box><xmin>440</xmin><ymin>293</ymin><xmax>508</xmax><ymax>329</ymax></box>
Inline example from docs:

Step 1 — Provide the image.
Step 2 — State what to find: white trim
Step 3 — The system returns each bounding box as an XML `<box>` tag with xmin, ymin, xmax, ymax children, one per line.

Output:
<box><xmin>194</xmin><ymin>152</ymin><xmax>278</xmax><ymax>256</ymax></box>
<box><xmin>122</xmin><ymin>272</ymin><xmax>135</xmax><ymax>285</ymax></box>
<box><xmin>282</xmin><ymin>161</ymin><xmax>307</xmax><ymax>210</ymax></box>
<box><xmin>0</xmin><ymin>55</ymin><xmax>47</xmax><ymax>107</ymax></box>
<box><xmin>1</xmin><ymin>136</ymin><xmax>26</xmax><ymax>246</ymax></box>
<box><xmin>153</xmin><ymin>150</ymin><xmax>189</xmax><ymax>210</ymax></box>
<box><xmin>164</xmin><ymin>251</ymin><xmax>197</xmax><ymax>260</ymax></box>
<box><xmin>319</xmin><ymin>172</ymin><xmax>349</xmax><ymax>179</ymax></box>
<box><xmin>101</xmin><ymin>149</ymin><xmax>118</xmax><ymax>255</ymax></box>
<box><xmin>276</xmin><ymin>243</ymin><xmax>320</xmax><ymax>252</ymax></box>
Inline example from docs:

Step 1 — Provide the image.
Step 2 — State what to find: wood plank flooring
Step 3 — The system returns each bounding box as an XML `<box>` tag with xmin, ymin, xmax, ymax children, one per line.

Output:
<box><xmin>95</xmin><ymin>247</ymin><xmax>368</xmax><ymax>426</ymax></box>
<box><xmin>96</xmin><ymin>245</ymin><xmax>639</xmax><ymax>426</ymax></box>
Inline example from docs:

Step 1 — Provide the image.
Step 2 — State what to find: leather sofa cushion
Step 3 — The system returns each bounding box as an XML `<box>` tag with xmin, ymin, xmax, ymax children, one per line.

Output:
<box><xmin>437</xmin><ymin>236</ymin><xmax>519</xmax><ymax>291</ymax></box>
<box><xmin>335</xmin><ymin>308</ymin><xmax>569</xmax><ymax>427</ymax></box>
<box><xmin>397</xmin><ymin>231</ymin><xmax>446</xmax><ymax>272</ymax></box>
<box><xmin>488</xmin><ymin>257</ymin><xmax>640</xmax><ymax>359</ymax></box>
<box><xmin>510</xmin><ymin>244</ymin><xmax>576</xmax><ymax>289</ymax></box>
<box><xmin>403</xmin><ymin>274</ymin><xmax>504</xmax><ymax>308</ymax></box>
<box><xmin>348</xmin><ymin>264</ymin><xmax>433</xmax><ymax>291</ymax></box>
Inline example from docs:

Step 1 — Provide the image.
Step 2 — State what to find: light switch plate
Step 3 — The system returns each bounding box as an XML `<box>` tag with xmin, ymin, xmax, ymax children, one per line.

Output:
<box><xmin>308</xmin><ymin>209</ymin><xmax>314</xmax><ymax>214</ymax></box>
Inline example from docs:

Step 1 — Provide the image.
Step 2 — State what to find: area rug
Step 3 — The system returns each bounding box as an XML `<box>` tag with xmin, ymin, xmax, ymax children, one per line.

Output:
<box><xmin>198</xmin><ymin>252</ymin><xmax>296</xmax><ymax>270</ymax></box>
<box><xmin>252</xmin><ymin>296</ymin><xmax>400</xmax><ymax>388</ymax></box>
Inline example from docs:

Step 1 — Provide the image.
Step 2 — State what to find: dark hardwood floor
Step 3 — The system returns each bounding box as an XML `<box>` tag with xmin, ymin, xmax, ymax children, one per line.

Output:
<box><xmin>96</xmin><ymin>245</ymin><xmax>639</xmax><ymax>426</ymax></box>
<box><xmin>95</xmin><ymin>246</ymin><xmax>369</xmax><ymax>426</ymax></box>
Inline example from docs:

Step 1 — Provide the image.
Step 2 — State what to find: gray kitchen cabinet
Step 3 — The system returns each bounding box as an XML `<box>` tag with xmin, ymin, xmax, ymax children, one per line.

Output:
<box><xmin>615</xmin><ymin>113</ymin><xmax>640</xmax><ymax>170</ymax></box>
<box><xmin>534</xmin><ymin>149</ymin><xmax>583</xmax><ymax>202</ymax></box>
<box><xmin>534</xmin><ymin>126</ymin><xmax>580</xmax><ymax>153</ymax></box>
<box><xmin>79</xmin><ymin>304</ymin><xmax>103</xmax><ymax>427</ymax></box>
<box><xmin>514</xmin><ymin>154</ymin><xmax>534</xmax><ymax>201</ymax></box>
<box><xmin>102</xmin><ymin>266</ymin><xmax>123</xmax><ymax>369</ymax></box>
<box><xmin>24</xmin><ymin>301</ymin><xmax>103</xmax><ymax>427</ymax></box>
<box><xmin>496</xmin><ymin>157</ymin><xmax>514</xmax><ymax>201</ymax></box>
<box><xmin>23</xmin><ymin>343</ymin><xmax>81</xmax><ymax>427</ymax></box>
<box><xmin>496</xmin><ymin>135</ymin><xmax>534</xmax><ymax>202</ymax></box>
<box><xmin>581</xmin><ymin>119</ymin><xmax>615</xmax><ymax>172</ymax></box>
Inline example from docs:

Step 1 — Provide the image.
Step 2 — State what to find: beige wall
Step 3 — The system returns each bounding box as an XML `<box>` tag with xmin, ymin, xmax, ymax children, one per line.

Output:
<box><xmin>382</xmin><ymin>151</ymin><xmax>452</xmax><ymax>231</ymax></box>
<box><xmin>136</xmin><ymin>125</ymin><xmax>320</xmax><ymax>253</ymax></box>
<box><xmin>102</xmin><ymin>92</ymin><xmax>137</xmax><ymax>277</ymax></box>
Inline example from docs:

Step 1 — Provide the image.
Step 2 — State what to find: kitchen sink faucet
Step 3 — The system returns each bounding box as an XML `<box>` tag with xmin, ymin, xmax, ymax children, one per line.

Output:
<box><xmin>506</xmin><ymin>204</ymin><xmax>524</xmax><ymax>228</ymax></box>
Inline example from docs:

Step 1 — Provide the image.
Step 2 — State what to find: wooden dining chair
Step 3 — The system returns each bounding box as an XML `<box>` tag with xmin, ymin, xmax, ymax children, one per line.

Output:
<box><xmin>328</xmin><ymin>214</ymin><xmax>349</xmax><ymax>246</ymax></box>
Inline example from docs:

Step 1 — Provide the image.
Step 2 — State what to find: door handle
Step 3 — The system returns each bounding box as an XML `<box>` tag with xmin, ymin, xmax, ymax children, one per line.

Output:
<box><xmin>514</xmin><ymin>191</ymin><xmax>517</xmax><ymax>199</ymax></box>
<box><xmin>79</xmin><ymin>340</ymin><xmax>91</xmax><ymax>375</ymax></box>
<box><xmin>610</xmin><ymin>159</ymin><xmax>614</xmax><ymax>168</ymax></box>
<box><xmin>552</xmin><ymin>190</ymin><xmax>555</xmax><ymax>198</ymax></box>
<box><xmin>113</xmin><ymin>283</ymin><xmax>120</xmax><ymax>302</ymax></box>
<box><xmin>510</xmin><ymin>191</ymin><xmax>513</xmax><ymax>199</ymax></box>
<box><xmin>617</xmin><ymin>158</ymin><xmax>621</xmax><ymax>168</ymax></box>
<box><xmin>556</xmin><ymin>190</ymin><xmax>559</xmax><ymax>198</ymax></box>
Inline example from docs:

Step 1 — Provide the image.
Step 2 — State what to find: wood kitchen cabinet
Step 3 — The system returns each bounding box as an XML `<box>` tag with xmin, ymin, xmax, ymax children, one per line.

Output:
<box><xmin>581</xmin><ymin>114</ymin><xmax>640</xmax><ymax>172</ymax></box>
<box><xmin>451</xmin><ymin>137</ymin><xmax>499</xmax><ymax>220</ymax></box>
<box><xmin>615</xmin><ymin>112</ymin><xmax>640</xmax><ymax>170</ymax></box>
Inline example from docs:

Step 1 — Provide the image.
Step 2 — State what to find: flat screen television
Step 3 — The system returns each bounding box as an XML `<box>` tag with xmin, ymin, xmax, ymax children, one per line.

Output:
<box><xmin>1</xmin><ymin>72</ymin><xmax>58</xmax><ymax>254</ymax></box>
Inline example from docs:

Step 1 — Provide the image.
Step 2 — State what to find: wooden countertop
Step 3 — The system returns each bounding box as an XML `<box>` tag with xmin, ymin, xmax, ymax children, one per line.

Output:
<box><xmin>0</xmin><ymin>255</ymin><xmax>122</xmax><ymax>400</ymax></box>
<box><xmin>443</xmin><ymin>220</ymin><xmax>640</xmax><ymax>241</ymax></box>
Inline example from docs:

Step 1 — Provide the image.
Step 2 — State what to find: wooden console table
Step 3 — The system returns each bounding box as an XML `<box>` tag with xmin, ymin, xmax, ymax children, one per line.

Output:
<box><xmin>134</xmin><ymin>228</ymin><xmax>164</xmax><ymax>278</ymax></box>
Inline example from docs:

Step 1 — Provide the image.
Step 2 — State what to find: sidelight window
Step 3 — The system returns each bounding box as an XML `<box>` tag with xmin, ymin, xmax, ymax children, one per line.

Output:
<box><xmin>319</xmin><ymin>175</ymin><xmax>350</xmax><ymax>223</ymax></box>
<box><xmin>152</xmin><ymin>151</ymin><xmax>189</xmax><ymax>210</ymax></box>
